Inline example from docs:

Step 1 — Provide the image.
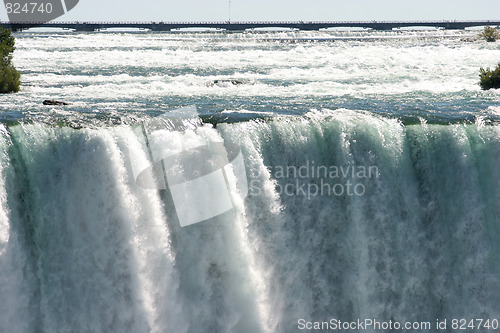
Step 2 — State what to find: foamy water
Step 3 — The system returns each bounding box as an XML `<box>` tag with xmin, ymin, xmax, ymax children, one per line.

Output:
<box><xmin>0</xmin><ymin>30</ymin><xmax>499</xmax><ymax>333</ymax></box>
<box><xmin>6</xmin><ymin>29</ymin><xmax>500</xmax><ymax>124</ymax></box>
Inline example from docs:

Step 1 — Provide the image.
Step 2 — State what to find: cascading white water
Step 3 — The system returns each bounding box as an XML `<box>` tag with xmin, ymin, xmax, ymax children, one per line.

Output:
<box><xmin>0</xmin><ymin>110</ymin><xmax>498</xmax><ymax>332</ymax></box>
<box><xmin>219</xmin><ymin>110</ymin><xmax>500</xmax><ymax>332</ymax></box>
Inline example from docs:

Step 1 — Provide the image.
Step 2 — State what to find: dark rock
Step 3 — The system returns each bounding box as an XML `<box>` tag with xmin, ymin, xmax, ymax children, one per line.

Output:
<box><xmin>210</xmin><ymin>79</ymin><xmax>245</xmax><ymax>86</ymax></box>
<box><xmin>43</xmin><ymin>99</ymin><xmax>70</xmax><ymax>106</ymax></box>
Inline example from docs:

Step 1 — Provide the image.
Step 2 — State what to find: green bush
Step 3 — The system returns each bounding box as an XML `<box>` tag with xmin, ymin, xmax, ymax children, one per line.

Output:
<box><xmin>479</xmin><ymin>63</ymin><xmax>500</xmax><ymax>90</ymax></box>
<box><xmin>478</xmin><ymin>26</ymin><xmax>500</xmax><ymax>42</ymax></box>
<box><xmin>0</xmin><ymin>62</ymin><xmax>20</xmax><ymax>93</ymax></box>
<box><xmin>0</xmin><ymin>28</ymin><xmax>20</xmax><ymax>93</ymax></box>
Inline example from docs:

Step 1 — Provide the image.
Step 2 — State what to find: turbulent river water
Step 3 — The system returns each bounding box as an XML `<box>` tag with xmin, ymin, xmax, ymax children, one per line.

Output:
<box><xmin>0</xmin><ymin>29</ymin><xmax>499</xmax><ymax>332</ymax></box>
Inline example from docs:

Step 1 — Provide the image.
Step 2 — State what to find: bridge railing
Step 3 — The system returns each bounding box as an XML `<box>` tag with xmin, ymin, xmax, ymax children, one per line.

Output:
<box><xmin>2</xmin><ymin>20</ymin><xmax>500</xmax><ymax>31</ymax></box>
<box><xmin>3</xmin><ymin>20</ymin><xmax>499</xmax><ymax>25</ymax></box>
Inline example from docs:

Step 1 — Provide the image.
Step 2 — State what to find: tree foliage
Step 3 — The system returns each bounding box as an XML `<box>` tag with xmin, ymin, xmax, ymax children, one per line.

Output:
<box><xmin>0</xmin><ymin>28</ymin><xmax>20</xmax><ymax>93</ymax></box>
<box><xmin>479</xmin><ymin>63</ymin><xmax>500</xmax><ymax>90</ymax></box>
<box><xmin>478</xmin><ymin>26</ymin><xmax>500</xmax><ymax>42</ymax></box>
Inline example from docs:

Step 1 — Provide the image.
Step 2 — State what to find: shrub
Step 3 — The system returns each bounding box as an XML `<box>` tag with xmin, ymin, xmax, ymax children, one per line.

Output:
<box><xmin>0</xmin><ymin>28</ymin><xmax>20</xmax><ymax>93</ymax></box>
<box><xmin>478</xmin><ymin>26</ymin><xmax>500</xmax><ymax>42</ymax></box>
<box><xmin>479</xmin><ymin>63</ymin><xmax>500</xmax><ymax>90</ymax></box>
<box><xmin>0</xmin><ymin>61</ymin><xmax>20</xmax><ymax>93</ymax></box>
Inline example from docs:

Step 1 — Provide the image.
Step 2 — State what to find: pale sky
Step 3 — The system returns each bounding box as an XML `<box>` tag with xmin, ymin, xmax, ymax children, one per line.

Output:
<box><xmin>2</xmin><ymin>0</ymin><xmax>500</xmax><ymax>22</ymax></box>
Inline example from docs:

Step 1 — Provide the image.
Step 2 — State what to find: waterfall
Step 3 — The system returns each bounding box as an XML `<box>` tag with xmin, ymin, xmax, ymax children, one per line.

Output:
<box><xmin>0</xmin><ymin>110</ymin><xmax>498</xmax><ymax>332</ymax></box>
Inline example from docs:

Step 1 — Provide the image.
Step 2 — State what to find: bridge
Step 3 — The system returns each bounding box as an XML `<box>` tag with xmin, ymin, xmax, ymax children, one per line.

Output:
<box><xmin>1</xmin><ymin>20</ymin><xmax>500</xmax><ymax>32</ymax></box>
